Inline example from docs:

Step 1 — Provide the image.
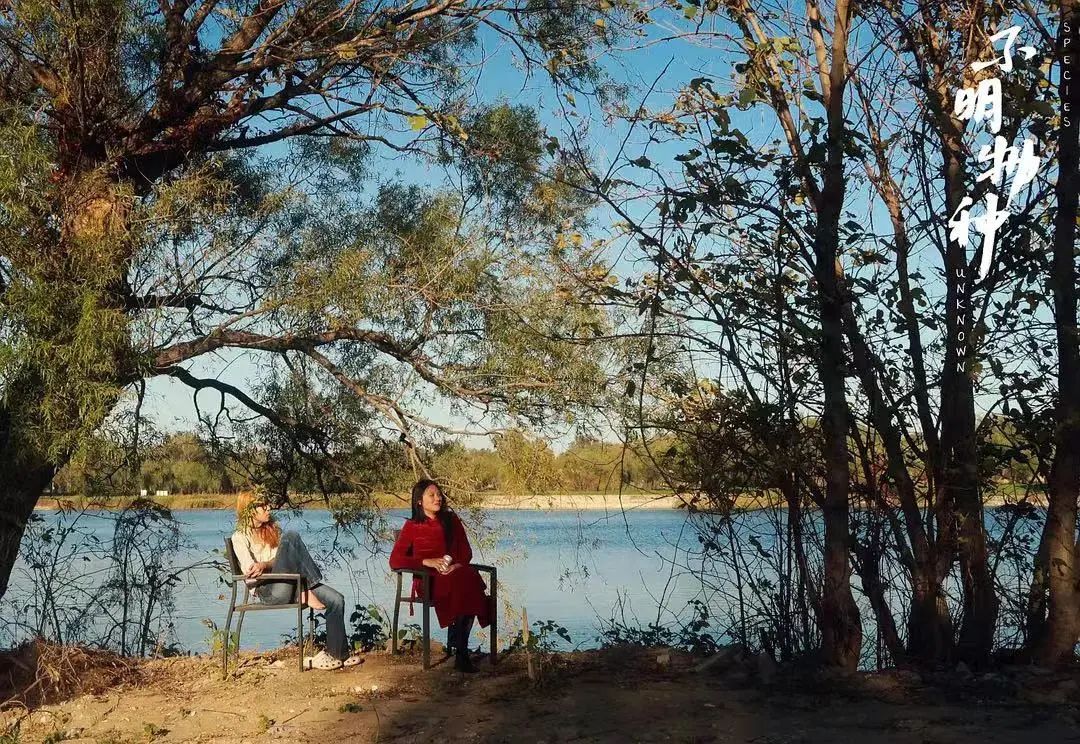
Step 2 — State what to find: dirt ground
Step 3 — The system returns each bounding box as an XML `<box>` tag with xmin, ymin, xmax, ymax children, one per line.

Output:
<box><xmin>5</xmin><ymin>643</ymin><xmax>1080</xmax><ymax>744</ymax></box>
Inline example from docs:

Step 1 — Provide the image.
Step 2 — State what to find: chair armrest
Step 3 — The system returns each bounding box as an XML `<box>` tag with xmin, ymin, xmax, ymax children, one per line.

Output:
<box><xmin>229</xmin><ymin>573</ymin><xmax>305</xmax><ymax>583</ymax></box>
<box><xmin>391</xmin><ymin>567</ymin><xmax>435</xmax><ymax>577</ymax></box>
<box><xmin>470</xmin><ymin>564</ymin><xmax>496</xmax><ymax>574</ymax></box>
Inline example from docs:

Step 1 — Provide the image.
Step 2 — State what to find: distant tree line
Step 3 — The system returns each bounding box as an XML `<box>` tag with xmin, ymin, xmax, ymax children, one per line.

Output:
<box><xmin>49</xmin><ymin>430</ymin><xmax>673</xmax><ymax>497</ymax></box>
<box><xmin>50</xmin><ymin>419</ymin><xmax>1040</xmax><ymax>500</ymax></box>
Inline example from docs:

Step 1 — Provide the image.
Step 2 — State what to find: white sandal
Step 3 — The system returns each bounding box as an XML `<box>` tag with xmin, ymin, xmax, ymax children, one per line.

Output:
<box><xmin>342</xmin><ymin>654</ymin><xmax>363</xmax><ymax>668</ymax></box>
<box><xmin>306</xmin><ymin>650</ymin><xmax>343</xmax><ymax>670</ymax></box>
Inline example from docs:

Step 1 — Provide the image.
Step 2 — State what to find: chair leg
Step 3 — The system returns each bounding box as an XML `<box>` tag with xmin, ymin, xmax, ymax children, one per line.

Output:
<box><xmin>222</xmin><ymin>601</ymin><xmax>235</xmax><ymax>679</ymax></box>
<box><xmin>422</xmin><ymin>572</ymin><xmax>431</xmax><ymax>670</ymax></box>
<box><xmin>489</xmin><ymin>571</ymin><xmax>498</xmax><ymax>666</ymax></box>
<box><xmin>233</xmin><ymin>610</ymin><xmax>246</xmax><ymax>678</ymax></box>
<box><xmin>422</xmin><ymin>602</ymin><xmax>430</xmax><ymax>670</ymax></box>
<box><xmin>298</xmin><ymin>600</ymin><xmax>305</xmax><ymax>673</ymax></box>
<box><xmin>391</xmin><ymin>574</ymin><xmax>402</xmax><ymax>656</ymax></box>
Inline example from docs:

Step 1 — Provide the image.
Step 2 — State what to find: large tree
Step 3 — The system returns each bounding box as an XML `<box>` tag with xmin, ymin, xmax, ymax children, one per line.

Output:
<box><xmin>0</xmin><ymin>0</ymin><xmax>614</xmax><ymax>600</ymax></box>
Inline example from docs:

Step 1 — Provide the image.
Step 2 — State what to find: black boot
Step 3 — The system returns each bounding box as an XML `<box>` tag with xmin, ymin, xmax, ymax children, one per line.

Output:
<box><xmin>453</xmin><ymin>615</ymin><xmax>476</xmax><ymax>673</ymax></box>
<box><xmin>445</xmin><ymin>619</ymin><xmax>457</xmax><ymax>657</ymax></box>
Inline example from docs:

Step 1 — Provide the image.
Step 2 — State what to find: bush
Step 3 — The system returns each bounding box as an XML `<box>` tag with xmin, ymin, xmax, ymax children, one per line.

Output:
<box><xmin>349</xmin><ymin>605</ymin><xmax>390</xmax><ymax>652</ymax></box>
<box><xmin>596</xmin><ymin>600</ymin><xmax>720</xmax><ymax>655</ymax></box>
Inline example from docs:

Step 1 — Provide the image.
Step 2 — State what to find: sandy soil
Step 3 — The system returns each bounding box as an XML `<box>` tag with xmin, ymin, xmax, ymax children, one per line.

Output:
<box><xmin>5</xmin><ymin>644</ymin><xmax>1080</xmax><ymax>744</ymax></box>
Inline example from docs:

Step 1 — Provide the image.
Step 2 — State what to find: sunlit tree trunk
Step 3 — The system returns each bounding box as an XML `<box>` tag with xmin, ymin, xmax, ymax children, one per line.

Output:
<box><xmin>814</xmin><ymin>0</ymin><xmax>862</xmax><ymax>670</ymax></box>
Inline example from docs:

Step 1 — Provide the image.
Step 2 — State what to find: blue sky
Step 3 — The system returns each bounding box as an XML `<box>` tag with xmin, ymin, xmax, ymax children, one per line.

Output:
<box><xmin>135</xmin><ymin>8</ymin><xmax>1059</xmax><ymax>448</ymax></box>
<box><xmin>137</xmin><ymin>11</ymin><xmax>751</xmax><ymax>443</ymax></box>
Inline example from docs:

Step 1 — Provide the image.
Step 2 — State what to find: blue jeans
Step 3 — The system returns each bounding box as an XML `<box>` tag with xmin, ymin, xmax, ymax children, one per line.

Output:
<box><xmin>255</xmin><ymin>531</ymin><xmax>348</xmax><ymax>660</ymax></box>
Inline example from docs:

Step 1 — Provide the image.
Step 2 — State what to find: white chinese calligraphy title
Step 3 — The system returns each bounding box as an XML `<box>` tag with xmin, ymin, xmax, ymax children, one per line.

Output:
<box><xmin>950</xmin><ymin>25</ymin><xmax>1043</xmax><ymax>280</ymax></box>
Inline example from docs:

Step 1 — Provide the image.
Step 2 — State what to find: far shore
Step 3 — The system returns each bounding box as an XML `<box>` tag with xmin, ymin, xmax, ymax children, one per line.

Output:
<box><xmin>34</xmin><ymin>491</ymin><xmax>687</xmax><ymax>512</ymax></box>
<box><xmin>34</xmin><ymin>485</ymin><xmax>1045</xmax><ymax>513</ymax></box>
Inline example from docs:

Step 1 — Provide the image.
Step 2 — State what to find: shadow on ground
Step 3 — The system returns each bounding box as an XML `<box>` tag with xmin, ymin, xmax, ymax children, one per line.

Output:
<box><xmin>5</xmin><ymin>644</ymin><xmax>1080</xmax><ymax>743</ymax></box>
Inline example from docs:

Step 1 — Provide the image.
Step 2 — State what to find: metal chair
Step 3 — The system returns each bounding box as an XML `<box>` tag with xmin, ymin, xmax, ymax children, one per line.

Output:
<box><xmin>221</xmin><ymin>538</ymin><xmax>313</xmax><ymax>676</ymax></box>
<box><xmin>389</xmin><ymin>533</ymin><xmax>498</xmax><ymax>670</ymax></box>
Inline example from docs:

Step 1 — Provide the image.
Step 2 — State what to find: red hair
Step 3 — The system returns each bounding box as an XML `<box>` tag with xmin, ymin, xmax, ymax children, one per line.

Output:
<box><xmin>235</xmin><ymin>491</ymin><xmax>281</xmax><ymax>548</ymax></box>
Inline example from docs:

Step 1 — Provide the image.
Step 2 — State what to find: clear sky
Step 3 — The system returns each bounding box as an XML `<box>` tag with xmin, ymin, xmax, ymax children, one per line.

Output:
<box><xmin>137</xmin><ymin>11</ymin><xmax>751</xmax><ymax>443</ymax></box>
<box><xmin>135</xmin><ymin>8</ymin><xmax>1056</xmax><ymax>446</ymax></box>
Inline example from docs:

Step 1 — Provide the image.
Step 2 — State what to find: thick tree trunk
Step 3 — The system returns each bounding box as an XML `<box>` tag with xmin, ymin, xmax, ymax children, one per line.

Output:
<box><xmin>1031</xmin><ymin>1</ymin><xmax>1080</xmax><ymax>667</ymax></box>
<box><xmin>0</xmin><ymin>471</ymin><xmax>57</xmax><ymax>601</ymax></box>
<box><xmin>841</xmin><ymin>305</ymin><xmax>954</xmax><ymax>665</ymax></box>
<box><xmin>0</xmin><ymin>172</ymin><xmax>129</xmax><ymax>603</ymax></box>
<box><xmin>907</xmin><ymin>572</ymin><xmax>953</xmax><ymax>663</ymax></box>
<box><xmin>0</xmin><ymin>402</ymin><xmax>59</xmax><ymax>601</ymax></box>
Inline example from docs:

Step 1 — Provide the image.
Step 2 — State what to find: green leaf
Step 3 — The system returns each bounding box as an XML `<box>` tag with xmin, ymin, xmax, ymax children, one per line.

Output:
<box><xmin>683</xmin><ymin>4</ymin><xmax>698</xmax><ymax>19</ymax></box>
<box><xmin>408</xmin><ymin>115</ymin><xmax>428</xmax><ymax>131</ymax></box>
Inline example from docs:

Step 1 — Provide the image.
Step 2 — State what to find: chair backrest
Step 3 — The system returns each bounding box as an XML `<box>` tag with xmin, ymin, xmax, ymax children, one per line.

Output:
<box><xmin>223</xmin><ymin>537</ymin><xmax>242</xmax><ymax>576</ymax></box>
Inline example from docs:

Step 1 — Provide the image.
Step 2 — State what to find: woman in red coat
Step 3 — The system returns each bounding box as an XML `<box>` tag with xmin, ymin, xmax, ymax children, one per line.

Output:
<box><xmin>389</xmin><ymin>479</ymin><xmax>490</xmax><ymax>672</ymax></box>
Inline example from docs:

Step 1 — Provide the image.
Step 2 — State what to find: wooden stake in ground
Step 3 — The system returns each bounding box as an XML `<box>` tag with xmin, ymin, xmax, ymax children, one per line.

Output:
<box><xmin>522</xmin><ymin>608</ymin><xmax>537</xmax><ymax>681</ymax></box>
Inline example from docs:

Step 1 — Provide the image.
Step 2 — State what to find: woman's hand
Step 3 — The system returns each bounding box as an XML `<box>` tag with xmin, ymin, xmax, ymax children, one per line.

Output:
<box><xmin>442</xmin><ymin>563</ymin><xmax>461</xmax><ymax>575</ymax></box>
<box><xmin>422</xmin><ymin>557</ymin><xmax>451</xmax><ymax>573</ymax></box>
<box><xmin>245</xmin><ymin>561</ymin><xmax>269</xmax><ymax>579</ymax></box>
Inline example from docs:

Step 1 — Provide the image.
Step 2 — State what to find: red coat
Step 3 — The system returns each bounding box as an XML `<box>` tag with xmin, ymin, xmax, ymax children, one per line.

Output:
<box><xmin>389</xmin><ymin>514</ymin><xmax>491</xmax><ymax>629</ymax></box>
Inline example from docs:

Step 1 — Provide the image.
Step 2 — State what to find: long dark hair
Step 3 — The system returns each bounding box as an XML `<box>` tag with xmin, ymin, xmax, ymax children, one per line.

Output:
<box><xmin>410</xmin><ymin>479</ymin><xmax>455</xmax><ymax>549</ymax></box>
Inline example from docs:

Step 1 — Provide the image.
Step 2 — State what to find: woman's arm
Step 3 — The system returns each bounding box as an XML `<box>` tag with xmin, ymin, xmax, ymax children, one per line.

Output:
<box><xmin>230</xmin><ymin>533</ymin><xmax>256</xmax><ymax>576</ymax></box>
<box><xmin>389</xmin><ymin>522</ymin><xmax>426</xmax><ymax>570</ymax></box>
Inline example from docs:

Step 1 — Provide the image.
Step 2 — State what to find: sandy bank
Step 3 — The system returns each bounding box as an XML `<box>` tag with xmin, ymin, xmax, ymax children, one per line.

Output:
<box><xmin>3</xmin><ymin>642</ymin><xmax>1078</xmax><ymax>744</ymax></box>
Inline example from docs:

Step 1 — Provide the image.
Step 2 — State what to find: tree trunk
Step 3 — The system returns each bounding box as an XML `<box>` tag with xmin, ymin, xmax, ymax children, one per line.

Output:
<box><xmin>908</xmin><ymin>572</ymin><xmax>954</xmax><ymax>664</ymax></box>
<box><xmin>813</xmin><ymin>0</ymin><xmax>861</xmax><ymax>671</ymax></box>
<box><xmin>0</xmin><ymin>171</ymin><xmax>129</xmax><ymax>603</ymax></box>
<box><xmin>853</xmin><ymin>97</ymin><xmax>954</xmax><ymax>665</ymax></box>
<box><xmin>0</xmin><ymin>455</ymin><xmax>58</xmax><ymax>602</ymax></box>
<box><xmin>783</xmin><ymin>473</ymin><xmax>822</xmax><ymax>630</ymax></box>
<box><xmin>1031</xmin><ymin>0</ymin><xmax>1080</xmax><ymax>667</ymax></box>
<box><xmin>937</xmin><ymin>105</ymin><xmax>997</xmax><ymax>670</ymax></box>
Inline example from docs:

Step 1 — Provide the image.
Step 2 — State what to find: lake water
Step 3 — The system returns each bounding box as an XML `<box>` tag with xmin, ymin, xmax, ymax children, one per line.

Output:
<box><xmin>3</xmin><ymin>508</ymin><xmax>714</xmax><ymax>655</ymax></box>
<box><xmin>4</xmin><ymin>505</ymin><xmax>1038</xmax><ymax>661</ymax></box>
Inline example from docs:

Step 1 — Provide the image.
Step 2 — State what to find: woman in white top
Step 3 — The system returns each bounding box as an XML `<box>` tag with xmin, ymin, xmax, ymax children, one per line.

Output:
<box><xmin>231</xmin><ymin>491</ymin><xmax>361</xmax><ymax>670</ymax></box>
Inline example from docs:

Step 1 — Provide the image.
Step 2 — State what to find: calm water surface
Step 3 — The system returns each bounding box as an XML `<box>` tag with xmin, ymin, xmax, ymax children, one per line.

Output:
<box><xmin>7</xmin><ymin>508</ymin><xmax>712</xmax><ymax>654</ymax></box>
